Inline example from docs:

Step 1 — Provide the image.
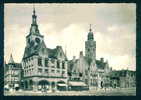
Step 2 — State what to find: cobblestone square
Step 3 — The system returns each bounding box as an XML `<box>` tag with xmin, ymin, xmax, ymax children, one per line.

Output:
<box><xmin>4</xmin><ymin>88</ymin><xmax>136</xmax><ymax>96</ymax></box>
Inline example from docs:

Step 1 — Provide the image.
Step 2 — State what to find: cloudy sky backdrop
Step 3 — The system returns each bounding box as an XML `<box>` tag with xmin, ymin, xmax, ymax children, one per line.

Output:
<box><xmin>4</xmin><ymin>3</ymin><xmax>136</xmax><ymax>70</ymax></box>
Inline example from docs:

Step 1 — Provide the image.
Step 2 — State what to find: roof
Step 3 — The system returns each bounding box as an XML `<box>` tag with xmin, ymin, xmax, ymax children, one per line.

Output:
<box><xmin>47</xmin><ymin>46</ymin><xmax>67</xmax><ymax>59</ymax></box>
<box><xmin>8</xmin><ymin>54</ymin><xmax>14</xmax><ymax>64</ymax></box>
<box><xmin>23</xmin><ymin>41</ymin><xmax>49</xmax><ymax>59</ymax></box>
<box><xmin>4</xmin><ymin>63</ymin><xmax>22</xmax><ymax>73</ymax></box>
<box><xmin>96</xmin><ymin>60</ymin><xmax>106</xmax><ymax>69</ymax></box>
<box><xmin>23</xmin><ymin>40</ymin><xmax>67</xmax><ymax>60</ymax></box>
<box><xmin>23</xmin><ymin>42</ymin><xmax>43</xmax><ymax>59</ymax></box>
<box><xmin>68</xmin><ymin>58</ymin><xmax>80</xmax><ymax>73</ymax></box>
<box><xmin>47</xmin><ymin>48</ymin><xmax>58</xmax><ymax>58</ymax></box>
<box><xmin>109</xmin><ymin>70</ymin><xmax>136</xmax><ymax>77</ymax></box>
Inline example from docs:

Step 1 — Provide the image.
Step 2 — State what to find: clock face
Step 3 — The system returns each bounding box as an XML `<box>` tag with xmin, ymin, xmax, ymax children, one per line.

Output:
<box><xmin>30</xmin><ymin>40</ymin><xmax>34</xmax><ymax>46</ymax></box>
<box><xmin>35</xmin><ymin>38</ymin><xmax>40</xmax><ymax>43</ymax></box>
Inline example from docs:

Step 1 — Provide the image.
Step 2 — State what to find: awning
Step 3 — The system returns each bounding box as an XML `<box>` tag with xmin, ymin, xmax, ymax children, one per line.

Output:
<box><xmin>68</xmin><ymin>81</ymin><xmax>87</xmax><ymax>86</ymax></box>
<box><xmin>57</xmin><ymin>84</ymin><xmax>67</xmax><ymax>87</ymax></box>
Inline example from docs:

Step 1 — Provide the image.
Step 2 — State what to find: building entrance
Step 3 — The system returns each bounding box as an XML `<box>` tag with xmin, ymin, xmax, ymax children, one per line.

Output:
<box><xmin>38</xmin><ymin>80</ymin><xmax>49</xmax><ymax>92</ymax></box>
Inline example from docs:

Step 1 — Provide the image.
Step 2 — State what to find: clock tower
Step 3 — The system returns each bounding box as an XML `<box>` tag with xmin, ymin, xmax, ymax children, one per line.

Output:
<box><xmin>26</xmin><ymin>7</ymin><xmax>44</xmax><ymax>48</ymax></box>
<box><xmin>23</xmin><ymin>7</ymin><xmax>47</xmax><ymax>59</ymax></box>
<box><xmin>85</xmin><ymin>24</ymin><xmax>96</xmax><ymax>64</ymax></box>
<box><xmin>85</xmin><ymin>24</ymin><xmax>96</xmax><ymax>87</ymax></box>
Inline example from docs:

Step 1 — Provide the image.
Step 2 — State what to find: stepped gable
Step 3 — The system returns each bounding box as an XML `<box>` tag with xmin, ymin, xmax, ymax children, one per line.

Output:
<box><xmin>96</xmin><ymin>60</ymin><xmax>106</xmax><ymax>69</ymax></box>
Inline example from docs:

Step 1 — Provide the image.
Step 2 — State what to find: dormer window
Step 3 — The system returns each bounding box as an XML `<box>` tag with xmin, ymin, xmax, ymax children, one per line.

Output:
<box><xmin>28</xmin><ymin>38</ymin><xmax>30</xmax><ymax>44</ymax></box>
<box><xmin>35</xmin><ymin>38</ymin><xmax>40</xmax><ymax>44</ymax></box>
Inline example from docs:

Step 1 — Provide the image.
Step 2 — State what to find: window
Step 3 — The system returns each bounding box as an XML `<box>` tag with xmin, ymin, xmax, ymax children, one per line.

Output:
<box><xmin>57</xmin><ymin>61</ymin><xmax>60</xmax><ymax>68</ymax></box>
<box><xmin>24</xmin><ymin>71</ymin><xmax>26</xmax><ymax>75</ymax></box>
<box><xmin>51</xmin><ymin>70</ymin><xmax>55</xmax><ymax>73</ymax></box>
<box><xmin>38</xmin><ymin>57</ymin><xmax>42</xmax><ymax>66</ymax></box>
<box><xmin>51</xmin><ymin>59</ymin><xmax>55</xmax><ymax>63</ymax></box>
<box><xmin>87</xmin><ymin>48</ymin><xmax>90</xmax><ymax>52</ymax></box>
<box><xmin>62</xmin><ymin>61</ymin><xmax>65</xmax><ymax>69</ymax></box>
<box><xmin>38</xmin><ymin>68</ymin><xmax>42</xmax><ymax>73</ymax></box>
<box><xmin>62</xmin><ymin>71</ymin><xmax>65</xmax><ymax>74</ymax></box>
<box><xmin>60</xmin><ymin>52</ymin><xmax>62</xmax><ymax>57</ymax></box>
<box><xmin>45</xmin><ymin>58</ymin><xmax>48</xmax><ymax>67</ymax></box>
<box><xmin>45</xmin><ymin>69</ymin><xmax>48</xmax><ymax>73</ymax></box>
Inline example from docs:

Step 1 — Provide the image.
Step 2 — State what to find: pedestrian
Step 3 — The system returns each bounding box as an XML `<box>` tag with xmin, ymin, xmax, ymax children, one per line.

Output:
<box><xmin>104</xmin><ymin>83</ymin><xmax>107</xmax><ymax>92</ymax></box>
<box><xmin>41</xmin><ymin>88</ymin><xmax>44</xmax><ymax>93</ymax></box>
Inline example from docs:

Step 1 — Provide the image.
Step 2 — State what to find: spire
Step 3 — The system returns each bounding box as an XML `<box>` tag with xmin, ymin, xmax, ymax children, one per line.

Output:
<box><xmin>65</xmin><ymin>45</ymin><xmax>68</xmax><ymax>60</ymax></box>
<box><xmin>87</xmin><ymin>24</ymin><xmax>94</xmax><ymax>40</ymax></box>
<box><xmin>29</xmin><ymin>5</ymin><xmax>40</xmax><ymax>35</ymax></box>
<box><xmin>33</xmin><ymin>4</ymin><xmax>35</xmax><ymax>15</ymax></box>
<box><xmin>89</xmin><ymin>24</ymin><xmax>92</xmax><ymax>32</ymax></box>
<box><xmin>8</xmin><ymin>54</ymin><xmax>14</xmax><ymax>64</ymax></box>
<box><xmin>32</xmin><ymin>5</ymin><xmax>37</xmax><ymax>25</ymax></box>
<box><xmin>65</xmin><ymin>45</ymin><xmax>67</xmax><ymax>57</ymax></box>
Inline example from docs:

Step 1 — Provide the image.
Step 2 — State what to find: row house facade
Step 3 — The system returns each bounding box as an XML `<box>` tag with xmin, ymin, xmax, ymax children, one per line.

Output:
<box><xmin>109</xmin><ymin>70</ymin><xmax>136</xmax><ymax>88</ymax></box>
<box><xmin>4</xmin><ymin>54</ymin><xmax>22</xmax><ymax>91</ymax></box>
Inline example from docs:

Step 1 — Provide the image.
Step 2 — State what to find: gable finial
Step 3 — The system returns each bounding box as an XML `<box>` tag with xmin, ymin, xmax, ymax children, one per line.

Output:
<box><xmin>33</xmin><ymin>4</ymin><xmax>36</xmax><ymax>15</ymax></box>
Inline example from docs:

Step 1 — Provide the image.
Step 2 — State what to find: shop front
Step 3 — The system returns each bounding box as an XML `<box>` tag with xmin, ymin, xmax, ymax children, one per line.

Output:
<box><xmin>68</xmin><ymin>81</ymin><xmax>89</xmax><ymax>91</ymax></box>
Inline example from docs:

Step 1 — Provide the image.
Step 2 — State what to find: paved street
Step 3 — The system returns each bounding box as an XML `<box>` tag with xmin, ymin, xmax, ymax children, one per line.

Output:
<box><xmin>4</xmin><ymin>87</ymin><xmax>136</xmax><ymax>96</ymax></box>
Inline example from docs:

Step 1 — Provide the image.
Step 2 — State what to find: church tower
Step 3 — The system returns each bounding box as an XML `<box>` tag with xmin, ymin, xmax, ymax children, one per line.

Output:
<box><xmin>85</xmin><ymin>24</ymin><xmax>96</xmax><ymax>65</ymax></box>
<box><xmin>85</xmin><ymin>24</ymin><xmax>96</xmax><ymax>87</ymax></box>
<box><xmin>26</xmin><ymin>7</ymin><xmax>44</xmax><ymax>48</ymax></box>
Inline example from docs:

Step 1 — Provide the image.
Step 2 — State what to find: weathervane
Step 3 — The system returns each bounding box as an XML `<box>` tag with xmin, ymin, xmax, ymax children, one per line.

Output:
<box><xmin>89</xmin><ymin>24</ymin><xmax>92</xmax><ymax>32</ymax></box>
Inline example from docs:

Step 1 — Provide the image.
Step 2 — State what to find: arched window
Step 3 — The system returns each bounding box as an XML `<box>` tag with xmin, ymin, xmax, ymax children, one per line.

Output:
<box><xmin>62</xmin><ymin>61</ymin><xmax>65</xmax><ymax>69</ymax></box>
<box><xmin>57</xmin><ymin>60</ymin><xmax>60</xmax><ymax>68</ymax></box>
<box><xmin>87</xmin><ymin>48</ymin><xmax>90</xmax><ymax>52</ymax></box>
<box><xmin>45</xmin><ymin>58</ymin><xmax>48</xmax><ymax>67</ymax></box>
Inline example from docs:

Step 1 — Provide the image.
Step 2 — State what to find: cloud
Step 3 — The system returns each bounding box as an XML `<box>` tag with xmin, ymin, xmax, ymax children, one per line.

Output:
<box><xmin>4</xmin><ymin>24</ymin><xmax>27</xmax><ymax>63</ymax></box>
<box><xmin>4</xmin><ymin>3</ymin><xmax>136</xmax><ymax>71</ymax></box>
<box><xmin>107</xmin><ymin>25</ymin><xmax>118</xmax><ymax>31</ymax></box>
<box><xmin>40</xmin><ymin>23</ymin><xmax>87</xmax><ymax>59</ymax></box>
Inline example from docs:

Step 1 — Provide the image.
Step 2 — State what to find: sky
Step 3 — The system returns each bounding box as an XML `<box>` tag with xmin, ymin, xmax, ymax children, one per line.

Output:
<box><xmin>4</xmin><ymin>3</ymin><xmax>136</xmax><ymax>71</ymax></box>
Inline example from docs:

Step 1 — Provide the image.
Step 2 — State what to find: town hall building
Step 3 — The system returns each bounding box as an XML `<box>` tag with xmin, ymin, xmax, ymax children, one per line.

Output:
<box><xmin>21</xmin><ymin>8</ymin><xmax>68</xmax><ymax>91</ymax></box>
